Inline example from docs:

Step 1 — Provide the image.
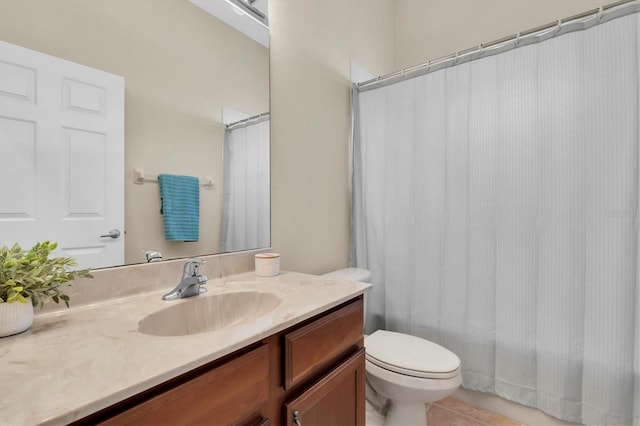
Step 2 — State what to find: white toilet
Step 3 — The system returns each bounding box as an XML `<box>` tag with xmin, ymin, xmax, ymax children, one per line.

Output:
<box><xmin>322</xmin><ymin>268</ymin><xmax>461</xmax><ymax>426</ymax></box>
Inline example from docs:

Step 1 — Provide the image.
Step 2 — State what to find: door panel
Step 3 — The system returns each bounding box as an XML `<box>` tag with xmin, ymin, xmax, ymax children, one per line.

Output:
<box><xmin>62</xmin><ymin>78</ymin><xmax>106</xmax><ymax>116</ymax></box>
<box><xmin>0</xmin><ymin>116</ymin><xmax>37</xmax><ymax>247</ymax></box>
<box><xmin>0</xmin><ymin>60</ymin><xmax>36</xmax><ymax>102</ymax></box>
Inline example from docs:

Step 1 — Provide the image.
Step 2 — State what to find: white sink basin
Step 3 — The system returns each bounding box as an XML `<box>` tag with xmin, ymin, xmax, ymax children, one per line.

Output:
<box><xmin>138</xmin><ymin>291</ymin><xmax>282</xmax><ymax>336</ymax></box>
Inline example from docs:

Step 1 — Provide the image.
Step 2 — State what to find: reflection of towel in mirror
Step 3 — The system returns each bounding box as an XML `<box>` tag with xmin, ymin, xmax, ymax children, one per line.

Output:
<box><xmin>158</xmin><ymin>174</ymin><xmax>200</xmax><ymax>242</ymax></box>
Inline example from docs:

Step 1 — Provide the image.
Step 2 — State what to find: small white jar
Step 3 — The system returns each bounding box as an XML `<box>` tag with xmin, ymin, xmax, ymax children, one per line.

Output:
<box><xmin>255</xmin><ymin>253</ymin><xmax>280</xmax><ymax>277</ymax></box>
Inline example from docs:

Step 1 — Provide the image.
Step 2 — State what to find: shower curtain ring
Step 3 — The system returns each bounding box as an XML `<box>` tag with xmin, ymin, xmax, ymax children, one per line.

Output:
<box><xmin>554</xmin><ymin>19</ymin><xmax>562</xmax><ymax>34</ymax></box>
<box><xmin>597</xmin><ymin>6</ymin><xmax>604</xmax><ymax>23</ymax></box>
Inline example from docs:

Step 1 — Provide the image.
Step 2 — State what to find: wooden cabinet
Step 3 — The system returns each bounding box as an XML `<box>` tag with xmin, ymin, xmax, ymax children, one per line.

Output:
<box><xmin>284</xmin><ymin>349</ymin><xmax>366</xmax><ymax>426</ymax></box>
<box><xmin>95</xmin><ymin>345</ymin><xmax>270</xmax><ymax>426</ymax></box>
<box><xmin>284</xmin><ymin>299</ymin><xmax>363</xmax><ymax>390</ymax></box>
<box><xmin>75</xmin><ymin>297</ymin><xmax>364</xmax><ymax>426</ymax></box>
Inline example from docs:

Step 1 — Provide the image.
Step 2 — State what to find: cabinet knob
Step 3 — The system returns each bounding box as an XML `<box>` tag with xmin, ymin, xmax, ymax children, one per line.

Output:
<box><xmin>293</xmin><ymin>410</ymin><xmax>302</xmax><ymax>426</ymax></box>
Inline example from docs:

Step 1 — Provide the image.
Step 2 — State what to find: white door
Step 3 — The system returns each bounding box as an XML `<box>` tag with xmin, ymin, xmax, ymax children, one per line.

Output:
<box><xmin>0</xmin><ymin>41</ymin><xmax>124</xmax><ymax>269</ymax></box>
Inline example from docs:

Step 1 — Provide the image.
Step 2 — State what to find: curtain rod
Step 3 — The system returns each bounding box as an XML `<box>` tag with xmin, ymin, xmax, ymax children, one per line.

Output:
<box><xmin>356</xmin><ymin>0</ymin><xmax>639</xmax><ymax>92</ymax></box>
<box><xmin>225</xmin><ymin>112</ymin><xmax>270</xmax><ymax>130</ymax></box>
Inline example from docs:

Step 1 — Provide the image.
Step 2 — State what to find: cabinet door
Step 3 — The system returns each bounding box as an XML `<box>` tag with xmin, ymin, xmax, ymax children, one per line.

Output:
<box><xmin>284</xmin><ymin>348</ymin><xmax>365</xmax><ymax>426</ymax></box>
<box><xmin>100</xmin><ymin>345</ymin><xmax>269</xmax><ymax>426</ymax></box>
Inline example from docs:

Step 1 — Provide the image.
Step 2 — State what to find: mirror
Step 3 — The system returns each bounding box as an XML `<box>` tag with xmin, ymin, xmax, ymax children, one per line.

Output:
<box><xmin>0</xmin><ymin>0</ymin><xmax>270</xmax><ymax>268</ymax></box>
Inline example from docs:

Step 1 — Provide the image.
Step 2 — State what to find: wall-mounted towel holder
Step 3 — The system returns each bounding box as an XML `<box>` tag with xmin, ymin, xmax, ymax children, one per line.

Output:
<box><xmin>134</xmin><ymin>168</ymin><xmax>214</xmax><ymax>190</ymax></box>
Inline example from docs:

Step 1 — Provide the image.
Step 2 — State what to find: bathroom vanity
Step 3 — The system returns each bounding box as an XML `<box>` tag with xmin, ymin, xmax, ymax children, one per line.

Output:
<box><xmin>81</xmin><ymin>297</ymin><xmax>364</xmax><ymax>425</ymax></box>
<box><xmin>0</xmin><ymin>269</ymin><xmax>369</xmax><ymax>426</ymax></box>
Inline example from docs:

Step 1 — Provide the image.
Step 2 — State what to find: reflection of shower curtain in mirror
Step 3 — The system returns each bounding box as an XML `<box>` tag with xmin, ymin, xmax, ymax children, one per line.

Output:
<box><xmin>221</xmin><ymin>118</ymin><xmax>270</xmax><ymax>252</ymax></box>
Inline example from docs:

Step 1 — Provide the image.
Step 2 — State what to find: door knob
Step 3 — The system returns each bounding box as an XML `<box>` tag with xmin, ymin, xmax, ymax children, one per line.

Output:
<box><xmin>100</xmin><ymin>229</ymin><xmax>121</xmax><ymax>239</ymax></box>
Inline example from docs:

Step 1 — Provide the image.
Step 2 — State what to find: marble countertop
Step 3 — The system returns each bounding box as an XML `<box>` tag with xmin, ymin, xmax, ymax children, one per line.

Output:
<box><xmin>0</xmin><ymin>271</ymin><xmax>370</xmax><ymax>425</ymax></box>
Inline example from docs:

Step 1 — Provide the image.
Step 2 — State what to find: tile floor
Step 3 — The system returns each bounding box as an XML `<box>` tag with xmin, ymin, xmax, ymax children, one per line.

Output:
<box><xmin>427</xmin><ymin>397</ymin><xmax>523</xmax><ymax>425</ymax></box>
<box><xmin>366</xmin><ymin>397</ymin><xmax>523</xmax><ymax>425</ymax></box>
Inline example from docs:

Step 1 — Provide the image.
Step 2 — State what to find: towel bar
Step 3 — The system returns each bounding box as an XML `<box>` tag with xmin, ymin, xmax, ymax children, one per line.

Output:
<box><xmin>134</xmin><ymin>168</ymin><xmax>214</xmax><ymax>190</ymax></box>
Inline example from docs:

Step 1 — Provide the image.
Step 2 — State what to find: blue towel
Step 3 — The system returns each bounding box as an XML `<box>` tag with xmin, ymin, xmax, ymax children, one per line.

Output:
<box><xmin>158</xmin><ymin>174</ymin><xmax>200</xmax><ymax>241</ymax></box>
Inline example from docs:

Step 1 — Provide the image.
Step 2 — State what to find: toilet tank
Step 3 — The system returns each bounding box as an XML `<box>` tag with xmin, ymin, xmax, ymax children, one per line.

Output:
<box><xmin>321</xmin><ymin>268</ymin><xmax>371</xmax><ymax>331</ymax></box>
<box><xmin>321</xmin><ymin>267</ymin><xmax>371</xmax><ymax>283</ymax></box>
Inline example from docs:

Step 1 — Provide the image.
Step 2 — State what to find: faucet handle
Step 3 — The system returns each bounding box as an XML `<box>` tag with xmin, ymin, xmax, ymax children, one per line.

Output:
<box><xmin>183</xmin><ymin>257</ymin><xmax>204</xmax><ymax>276</ymax></box>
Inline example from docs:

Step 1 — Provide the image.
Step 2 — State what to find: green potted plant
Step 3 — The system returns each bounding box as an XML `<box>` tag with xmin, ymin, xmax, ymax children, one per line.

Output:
<box><xmin>0</xmin><ymin>241</ymin><xmax>93</xmax><ymax>337</ymax></box>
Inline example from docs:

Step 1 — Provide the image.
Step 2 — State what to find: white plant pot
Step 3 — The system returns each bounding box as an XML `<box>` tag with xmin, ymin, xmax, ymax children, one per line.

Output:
<box><xmin>0</xmin><ymin>298</ymin><xmax>34</xmax><ymax>337</ymax></box>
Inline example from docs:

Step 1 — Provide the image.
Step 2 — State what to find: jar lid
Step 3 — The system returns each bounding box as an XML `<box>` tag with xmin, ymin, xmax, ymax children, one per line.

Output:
<box><xmin>255</xmin><ymin>253</ymin><xmax>280</xmax><ymax>258</ymax></box>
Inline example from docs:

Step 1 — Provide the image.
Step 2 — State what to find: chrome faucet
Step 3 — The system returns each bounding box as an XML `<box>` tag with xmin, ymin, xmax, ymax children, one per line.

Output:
<box><xmin>162</xmin><ymin>258</ymin><xmax>208</xmax><ymax>301</ymax></box>
<box><xmin>144</xmin><ymin>250</ymin><xmax>163</xmax><ymax>263</ymax></box>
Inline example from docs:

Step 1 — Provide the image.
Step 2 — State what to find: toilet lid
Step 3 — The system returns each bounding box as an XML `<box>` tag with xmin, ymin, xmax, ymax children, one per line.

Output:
<box><xmin>365</xmin><ymin>330</ymin><xmax>461</xmax><ymax>379</ymax></box>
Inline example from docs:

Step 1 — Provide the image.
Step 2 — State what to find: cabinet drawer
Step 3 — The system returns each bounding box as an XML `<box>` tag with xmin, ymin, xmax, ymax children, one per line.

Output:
<box><xmin>284</xmin><ymin>298</ymin><xmax>363</xmax><ymax>389</ymax></box>
<box><xmin>101</xmin><ymin>345</ymin><xmax>269</xmax><ymax>426</ymax></box>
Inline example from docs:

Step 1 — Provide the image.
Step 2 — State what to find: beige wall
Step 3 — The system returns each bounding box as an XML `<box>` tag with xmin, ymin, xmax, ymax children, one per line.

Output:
<box><xmin>0</xmin><ymin>0</ymin><xmax>269</xmax><ymax>265</ymax></box>
<box><xmin>270</xmin><ymin>0</ymin><xmax>609</xmax><ymax>275</ymax></box>
<box><xmin>269</xmin><ymin>0</ymin><xmax>395</xmax><ymax>274</ymax></box>
<box><xmin>395</xmin><ymin>0</ymin><xmax>605</xmax><ymax>69</ymax></box>
<box><xmin>1</xmin><ymin>0</ymin><xmax>609</xmax><ymax>276</ymax></box>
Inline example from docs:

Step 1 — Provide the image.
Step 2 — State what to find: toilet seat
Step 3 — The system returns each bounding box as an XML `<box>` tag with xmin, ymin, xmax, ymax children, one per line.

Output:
<box><xmin>365</xmin><ymin>330</ymin><xmax>461</xmax><ymax>379</ymax></box>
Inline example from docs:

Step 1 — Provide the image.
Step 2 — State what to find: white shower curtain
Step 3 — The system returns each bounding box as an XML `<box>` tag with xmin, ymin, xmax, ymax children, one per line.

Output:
<box><xmin>221</xmin><ymin>118</ymin><xmax>270</xmax><ymax>252</ymax></box>
<box><xmin>352</xmin><ymin>12</ymin><xmax>640</xmax><ymax>426</ymax></box>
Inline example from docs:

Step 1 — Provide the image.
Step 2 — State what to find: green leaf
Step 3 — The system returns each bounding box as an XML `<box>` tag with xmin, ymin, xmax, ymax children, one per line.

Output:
<box><xmin>0</xmin><ymin>241</ymin><xmax>92</xmax><ymax>307</ymax></box>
